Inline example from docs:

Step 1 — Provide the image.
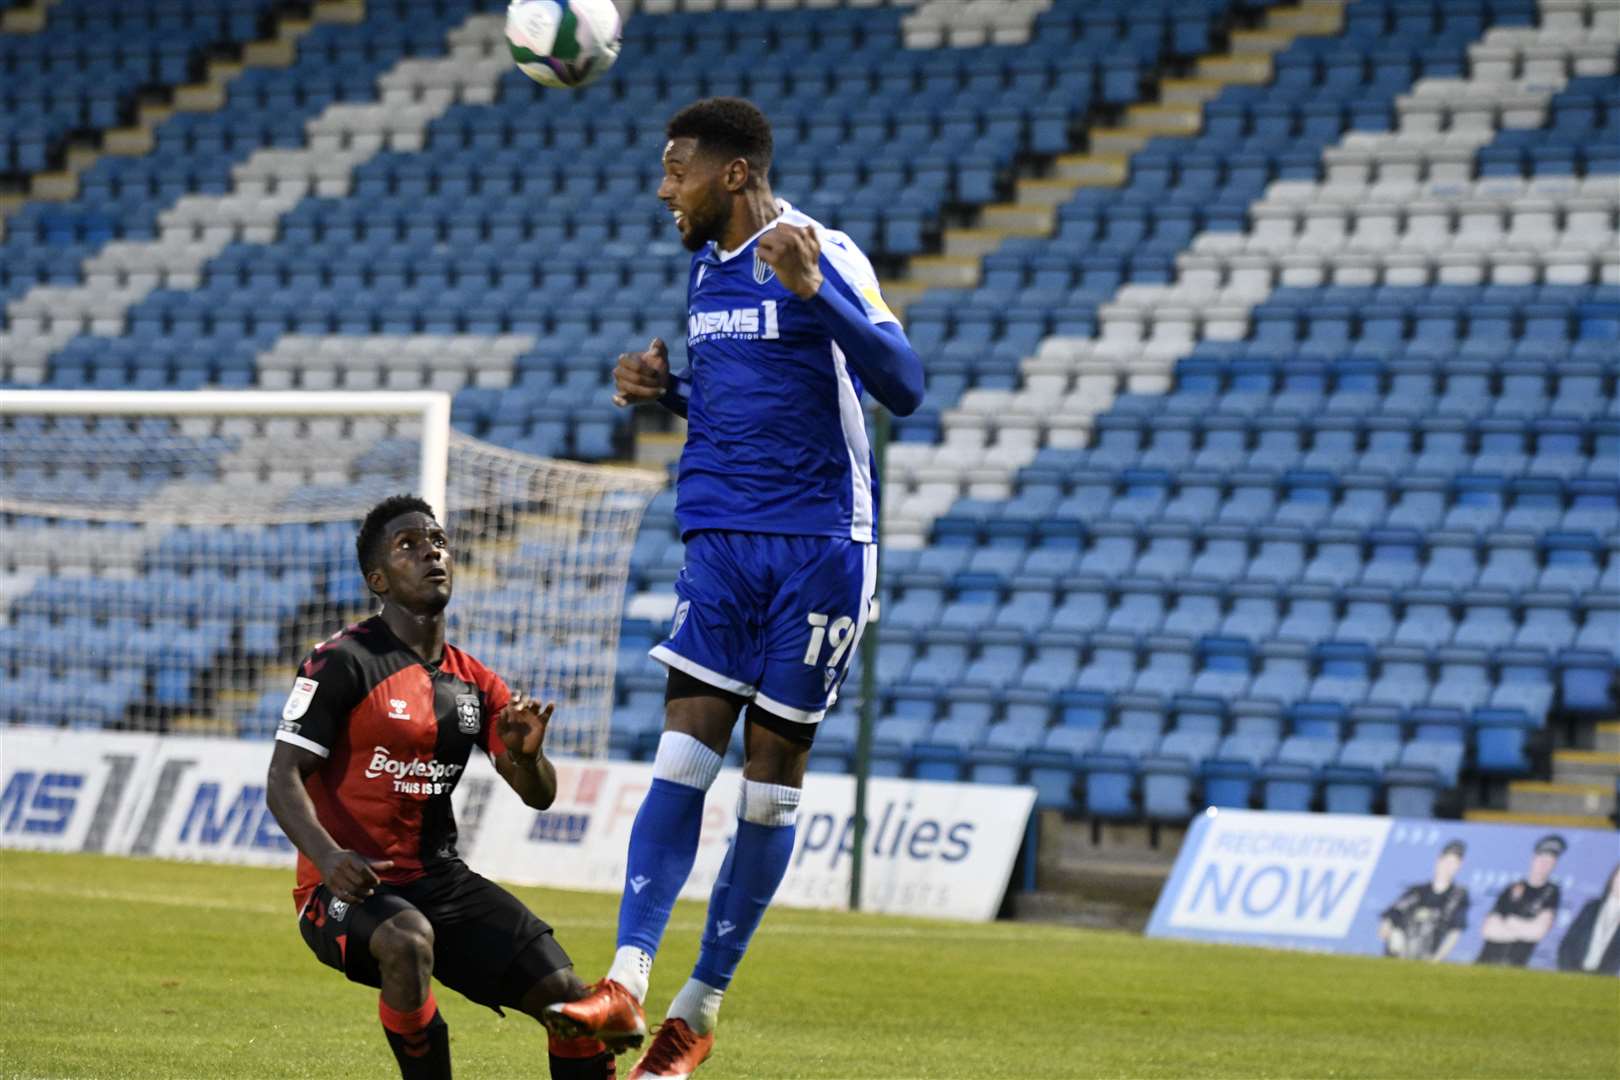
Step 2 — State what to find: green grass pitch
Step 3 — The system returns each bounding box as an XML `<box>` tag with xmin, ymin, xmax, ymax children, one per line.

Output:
<box><xmin>2</xmin><ymin>850</ymin><xmax>1616</xmax><ymax>1079</ymax></box>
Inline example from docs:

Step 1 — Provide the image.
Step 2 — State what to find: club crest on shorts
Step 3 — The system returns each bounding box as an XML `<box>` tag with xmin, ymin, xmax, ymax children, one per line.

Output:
<box><xmin>671</xmin><ymin>600</ymin><xmax>691</xmax><ymax>637</ymax></box>
<box><xmin>752</xmin><ymin>248</ymin><xmax>775</xmax><ymax>285</ymax></box>
<box><xmin>455</xmin><ymin>693</ymin><xmax>482</xmax><ymax>735</ymax></box>
<box><xmin>327</xmin><ymin>897</ymin><xmax>349</xmax><ymax>922</ymax></box>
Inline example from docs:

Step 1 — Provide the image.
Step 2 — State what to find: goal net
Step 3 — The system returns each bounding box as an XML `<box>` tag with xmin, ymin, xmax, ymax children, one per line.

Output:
<box><xmin>0</xmin><ymin>391</ymin><xmax>663</xmax><ymax>759</ymax></box>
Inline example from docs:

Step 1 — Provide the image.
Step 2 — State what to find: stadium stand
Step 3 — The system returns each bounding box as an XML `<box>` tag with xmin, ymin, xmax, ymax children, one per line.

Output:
<box><xmin>3</xmin><ymin>0</ymin><xmax>1617</xmax><ymax>828</ymax></box>
<box><xmin>619</xmin><ymin>0</ymin><xmax>1620</xmax><ymax>824</ymax></box>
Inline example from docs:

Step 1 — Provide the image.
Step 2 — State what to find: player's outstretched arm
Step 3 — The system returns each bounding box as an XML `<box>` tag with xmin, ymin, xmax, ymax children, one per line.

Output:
<box><xmin>493</xmin><ymin>692</ymin><xmax>560</xmax><ymax>811</ymax></box>
<box><xmin>758</xmin><ymin>223</ymin><xmax>925</xmax><ymax>417</ymax></box>
<box><xmin>266</xmin><ymin>742</ymin><xmax>394</xmax><ymax>903</ymax></box>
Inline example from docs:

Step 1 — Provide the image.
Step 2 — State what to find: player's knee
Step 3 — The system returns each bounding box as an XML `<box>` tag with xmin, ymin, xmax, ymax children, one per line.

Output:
<box><xmin>372</xmin><ymin>911</ymin><xmax>435</xmax><ymax>970</ymax></box>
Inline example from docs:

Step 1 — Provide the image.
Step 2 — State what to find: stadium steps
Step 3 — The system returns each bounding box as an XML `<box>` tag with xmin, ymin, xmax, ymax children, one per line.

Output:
<box><xmin>1023</xmin><ymin>814</ymin><xmax>1184</xmax><ymax>922</ymax></box>
<box><xmin>0</xmin><ymin>0</ymin><xmax>366</xmax><ymax>216</ymax></box>
<box><xmin>1502</xmin><ymin>778</ymin><xmax>1618</xmax><ymax>818</ymax></box>
<box><xmin>877</xmin><ymin>0</ymin><xmax>1345</xmax><ymax>315</ymax></box>
<box><xmin>1597</xmin><ymin>722</ymin><xmax>1620</xmax><ymax>754</ymax></box>
<box><xmin>1464</xmin><ymin>807</ymin><xmax>1616</xmax><ymax>830</ymax></box>
<box><xmin>0</xmin><ymin>0</ymin><xmax>59</xmax><ymax>34</ymax></box>
<box><xmin>1551</xmin><ymin>749</ymin><xmax>1620</xmax><ymax>785</ymax></box>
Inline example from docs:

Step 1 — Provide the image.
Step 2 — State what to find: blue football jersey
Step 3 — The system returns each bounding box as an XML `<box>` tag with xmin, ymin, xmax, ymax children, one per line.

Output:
<box><xmin>672</xmin><ymin>201</ymin><xmax>901</xmax><ymax>544</ymax></box>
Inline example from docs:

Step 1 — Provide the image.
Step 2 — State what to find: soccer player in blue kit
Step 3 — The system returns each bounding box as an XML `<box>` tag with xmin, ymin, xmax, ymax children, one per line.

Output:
<box><xmin>543</xmin><ymin>98</ymin><xmax>924</xmax><ymax>1078</ymax></box>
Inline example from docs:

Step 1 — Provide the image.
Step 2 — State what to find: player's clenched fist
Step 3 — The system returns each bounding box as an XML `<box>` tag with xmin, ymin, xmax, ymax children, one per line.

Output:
<box><xmin>318</xmin><ymin>849</ymin><xmax>394</xmax><ymax>904</ymax></box>
<box><xmin>756</xmin><ymin>222</ymin><xmax>823</xmax><ymax>300</ymax></box>
<box><xmin>612</xmin><ymin>337</ymin><xmax>670</xmax><ymax>407</ymax></box>
<box><xmin>497</xmin><ymin>692</ymin><xmax>554</xmax><ymax>763</ymax></box>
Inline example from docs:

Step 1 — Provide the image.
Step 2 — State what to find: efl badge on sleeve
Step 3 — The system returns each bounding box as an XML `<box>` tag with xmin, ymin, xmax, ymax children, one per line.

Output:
<box><xmin>282</xmin><ymin>677</ymin><xmax>318</xmax><ymax>722</ymax></box>
<box><xmin>455</xmin><ymin>693</ymin><xmax>482</xmax><ymax>735</ymax></box>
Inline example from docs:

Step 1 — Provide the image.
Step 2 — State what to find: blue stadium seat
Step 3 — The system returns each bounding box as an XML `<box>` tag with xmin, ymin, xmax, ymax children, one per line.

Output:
<box><xmin>1473</xmin><ymin>708</ymin><xmax>1539</xmax><ymax>777</ymax></box>
<box><xmin>1025</xmin><ymin>726</ymin><xmax>1099</xmax><ymax>810</ymax></box>
<box><xmin>1384</xmin><ymin>766</ymin><xmax>1443</xmax><ymax>818</ymax></box>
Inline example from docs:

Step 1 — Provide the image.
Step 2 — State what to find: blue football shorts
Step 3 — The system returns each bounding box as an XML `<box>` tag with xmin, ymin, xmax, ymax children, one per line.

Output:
<box><xmin>649</xmin><ymin>530</ymin><xmax>878</xmax><ymax>726</ymax></box>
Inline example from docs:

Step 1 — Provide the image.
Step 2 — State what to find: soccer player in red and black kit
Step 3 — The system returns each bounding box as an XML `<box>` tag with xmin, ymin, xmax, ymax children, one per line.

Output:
<box><xmin>265</xmin><ymin>495</ymin><xmax>615</xmax><ymax>1080</ymax></box>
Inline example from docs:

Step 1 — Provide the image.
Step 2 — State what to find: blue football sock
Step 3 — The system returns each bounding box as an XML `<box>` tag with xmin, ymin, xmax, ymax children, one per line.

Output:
<box><xmin>616</xmin><ymin>777</ymin><xmax>708</xmax><ymax>957</ymax></box>
<box><xmin>691</xmin><ymin>781</ymin><xmax>799</xmax><ymax>992</ymax></box>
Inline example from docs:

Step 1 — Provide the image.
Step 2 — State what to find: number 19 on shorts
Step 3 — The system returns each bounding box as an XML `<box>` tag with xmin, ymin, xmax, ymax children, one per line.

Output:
<box><xmin>802</xmin><ymin>612</ymin><xmax>856</xmax><ymax>668</ymax></box>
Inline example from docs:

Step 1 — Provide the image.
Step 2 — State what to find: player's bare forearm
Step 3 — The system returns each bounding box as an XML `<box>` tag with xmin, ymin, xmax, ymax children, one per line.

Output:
<box><xmin>498</xmin><ymin>750</ymin><xmax>558</xmax><ymax>811</ymax></box>
<box><xmin>265</xmin><ymin>744</ymin><xmax>343</xmax><ymax>866</ymax></box>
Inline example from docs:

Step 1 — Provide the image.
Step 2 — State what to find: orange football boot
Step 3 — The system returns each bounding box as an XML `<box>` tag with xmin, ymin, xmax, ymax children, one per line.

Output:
<box><xmin>627</xmin><ymin>1019</ymin><xmax>714</xmax><ymax>1079</ymax></box>
<box><xmin>542</xmin><ymin>979</ymin><xmax>649</xmax><ymax>1054</ymax></box>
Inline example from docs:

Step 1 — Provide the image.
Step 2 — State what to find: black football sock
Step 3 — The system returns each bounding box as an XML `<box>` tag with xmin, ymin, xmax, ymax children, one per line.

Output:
<box><xmin>380</xmin><ymin>991</ymin><xmax>452</xmax><ymax>1080</ymax></box>
<box><xmin>549</xmin><ymin>1033</ymin><xmax>617</xmax><ymax>1080</ymax></box>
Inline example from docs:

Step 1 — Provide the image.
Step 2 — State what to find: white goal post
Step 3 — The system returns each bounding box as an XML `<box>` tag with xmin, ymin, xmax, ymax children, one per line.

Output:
<box><xmin>0</xmin><ymin>389</ymin><xmax>664</xmax><ymax>758</ymax></box>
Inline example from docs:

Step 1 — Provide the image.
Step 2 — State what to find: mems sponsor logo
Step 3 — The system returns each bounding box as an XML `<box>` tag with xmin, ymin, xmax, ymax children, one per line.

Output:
<box><xmin>178</xmin><ymin>783</ymin><xmax>293</xmax><ymax>852</ymax></box>
<box><xmin>688</xmin><ymin>301</ymin><xmax>780</xmax><ymax>344</ymax></box>
<box><xmin>0</xmin><ymin>770</ymin><xmax>84</xmax><ymax>836</ymax></box>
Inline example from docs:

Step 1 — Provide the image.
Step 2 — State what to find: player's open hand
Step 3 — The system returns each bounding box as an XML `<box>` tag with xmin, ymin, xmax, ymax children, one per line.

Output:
<box><xmin>319</xmin><ymin>849</ymin><xmax>393</xmax><ymax>904</ymax></box>
<box><xmin>613</xmin><ymin>338</ymin><xmax>669</xmax><ymax>407</ymax></box>
<box><xmin>757</xmin><ymin>222</ymin><xmax>823</xmax><ymax>300</ymax></box>
<box><xmin>497</xmin><ymin>692</ymin><xmax>554</xmax><ymax>763</ymax></box>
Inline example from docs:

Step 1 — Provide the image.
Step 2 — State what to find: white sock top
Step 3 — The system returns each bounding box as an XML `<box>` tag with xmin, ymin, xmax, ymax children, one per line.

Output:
<box><xmin>652</xmin><ymin>730</ymin><xmax>723</xmax><ymax>791</ymax></box>
<box><xmin>607</xmin><ymin>945</ymin><xmax>653</xmax><ymax>1004</ymax></box>
<box><xmin>737</xmin><ymin>778</ymin><xmax>801</xmax><ymax>827</ymax></box>
<box><xmin>667</xmin><ymin>977</ymin><xmax>725</xmax><ymax>1036</ymax></box>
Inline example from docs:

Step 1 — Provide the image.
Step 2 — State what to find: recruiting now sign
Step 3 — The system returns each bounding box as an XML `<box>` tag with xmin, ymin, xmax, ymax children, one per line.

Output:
<box><xmin>1148</xmin><ymin>809</ymin><xmax>1620</xmax><ymax>975</ymax></box>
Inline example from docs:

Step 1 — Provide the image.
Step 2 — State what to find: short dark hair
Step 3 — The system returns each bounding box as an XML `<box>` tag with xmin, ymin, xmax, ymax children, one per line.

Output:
<box><xmin>356</xmin><ymin>494</ymin><xmax>436</xmax><ymax>585</ymax></box>
<box><xmin>667</xmin><ymin>97</ymin><xmax>773</xmax><ymax>179</ymax></box>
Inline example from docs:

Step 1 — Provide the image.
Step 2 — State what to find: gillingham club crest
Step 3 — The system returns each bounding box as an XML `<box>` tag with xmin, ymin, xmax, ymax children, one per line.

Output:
<box><xmin>752</xmin><ymin>248</ymin><xmax>775</xmax><ymax>285</ymax></box>
<box><xmin>455</xmin><ymin>693</ymin><xmax>482</xmax><ymax>735</ymax></box>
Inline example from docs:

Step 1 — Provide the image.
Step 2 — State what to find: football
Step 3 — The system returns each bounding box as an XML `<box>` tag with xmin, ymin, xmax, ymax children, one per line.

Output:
<box><xmin>505</xmin><ymin>0</ymin><xmax>622</xmax><ymax>90</ymax></box>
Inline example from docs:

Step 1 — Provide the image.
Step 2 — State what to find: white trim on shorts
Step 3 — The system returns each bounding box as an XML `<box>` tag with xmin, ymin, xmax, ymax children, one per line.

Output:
<box><xmin>825</xmin><ymin>541</ymin><xmax>880</xmax><ymax>712</ymax></box>
<box><xmin>752</xmin><ymin>690</ymin><xmax>827</xmax><ymax>726</ymax></box>
<box><xmin>649</xmin><ymin>643</ymin><xmax>757</xmax><ymax>698</ymax></box>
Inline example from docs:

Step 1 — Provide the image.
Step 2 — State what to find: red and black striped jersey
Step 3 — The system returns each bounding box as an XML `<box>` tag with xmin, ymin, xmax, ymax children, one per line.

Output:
<box><xmin>275</xmin><ymin>615</ymin><xmax>511</xmax><ymax>910</ymax></box>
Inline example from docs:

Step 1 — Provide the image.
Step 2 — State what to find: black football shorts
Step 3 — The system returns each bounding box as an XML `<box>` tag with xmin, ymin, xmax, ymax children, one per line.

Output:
<box><xmin>298</xmin><ymin>858</ymin><xmax>572</xmax><ymax>1011</ymax></box>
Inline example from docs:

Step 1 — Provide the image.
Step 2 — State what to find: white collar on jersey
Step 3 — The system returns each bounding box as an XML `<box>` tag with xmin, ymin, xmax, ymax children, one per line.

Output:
<box><xmin>713</xmin><ymin>199</ymin><xmax>801</xmax><ymax>262</ymax></box>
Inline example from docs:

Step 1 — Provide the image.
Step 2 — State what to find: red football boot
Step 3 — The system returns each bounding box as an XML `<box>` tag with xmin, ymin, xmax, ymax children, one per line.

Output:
<box><xmin>542</xmin><ymin>979</ymin><xmax>649</xmax><ymax>1054</ymax></box>
<box><xmin>626</xmin><ymin>1019</ymin><xmax>714</xmax><ymax>1079</ymax></box>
